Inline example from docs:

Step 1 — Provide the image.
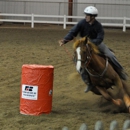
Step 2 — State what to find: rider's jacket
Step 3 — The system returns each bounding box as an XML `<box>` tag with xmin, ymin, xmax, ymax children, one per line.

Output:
<box><xmin>63</xmin><ymin>19</ymin><xmax>104</xmax><ymax>46</ymax></box>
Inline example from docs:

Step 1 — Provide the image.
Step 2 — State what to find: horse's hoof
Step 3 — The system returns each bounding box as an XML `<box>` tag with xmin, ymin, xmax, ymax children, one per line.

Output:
<box><xmin>113</xmin><ymin>99</ymin><xmax>123</xmax><ymax>107</ymax></box>
<box><xmin>115</xmin><ymin>99</ymin><xmax>123</xmax><ymax>106</ymax></box>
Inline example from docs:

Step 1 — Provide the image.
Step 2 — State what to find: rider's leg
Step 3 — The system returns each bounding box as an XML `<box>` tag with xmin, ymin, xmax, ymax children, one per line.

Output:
<box><xmin>97</xmin><ymin>42</ymin><xmax>127</xmax><ymax>80</ymax></box>
<box><xmin>80</xmin><ymin>68</ymin><xmax>93</xmax><ymax>93</ymax></box>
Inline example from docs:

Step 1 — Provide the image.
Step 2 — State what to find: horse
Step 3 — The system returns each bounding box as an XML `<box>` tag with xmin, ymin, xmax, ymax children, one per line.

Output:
<box><xmin>72</xmin><ymin>36</ymin><xmax>130</xmax><ymax>112</ymax></box>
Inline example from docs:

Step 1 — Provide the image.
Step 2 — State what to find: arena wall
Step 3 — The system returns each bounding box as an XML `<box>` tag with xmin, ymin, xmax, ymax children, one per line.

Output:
<box><xmin>0</xmin><ymin>0</ymin><xmax>130</xmax><ymax>18</ymax></box>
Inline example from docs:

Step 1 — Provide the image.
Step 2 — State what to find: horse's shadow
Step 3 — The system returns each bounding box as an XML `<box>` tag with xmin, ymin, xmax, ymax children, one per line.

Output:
<box><xmin>97</xmin><ymin>95</ymin><xmax>127</xmax><ymax>113</ymax></box>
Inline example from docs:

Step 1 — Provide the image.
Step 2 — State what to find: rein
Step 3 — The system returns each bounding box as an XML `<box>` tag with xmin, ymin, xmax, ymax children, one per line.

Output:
<box><xmin>85</xmin><ymin>58</ymin><xmax>109</xmax><ymax>77</ymax></box>
<box><xmin>63</xmin><ymin>45</ymin><xmax>73</xmax><ymax>60</ymax></box>
<box><xmin>84</xmin><ymin>44</ymin><xmax>109</xmax><ymax>78</ymax></box>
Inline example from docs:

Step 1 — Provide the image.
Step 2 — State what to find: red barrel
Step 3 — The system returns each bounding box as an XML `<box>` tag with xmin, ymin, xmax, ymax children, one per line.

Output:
<box><xmin>20</xmin><ymin>64</ymin><xmax>54</xmax><ymax>115</ymax></box>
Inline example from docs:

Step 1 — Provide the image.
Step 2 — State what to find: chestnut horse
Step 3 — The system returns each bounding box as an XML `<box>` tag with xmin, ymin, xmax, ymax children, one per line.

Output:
<box><xmin>73</xmin><ymin>36</ymin><xmax>130</xmax><ymax>112</ymax></box>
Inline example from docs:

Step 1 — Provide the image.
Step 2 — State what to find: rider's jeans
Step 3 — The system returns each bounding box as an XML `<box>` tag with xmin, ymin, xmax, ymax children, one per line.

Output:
<box><xmin>97</xmin><ymin>42</ymin><xmax>123</xmax><ymax>70</ymax></box>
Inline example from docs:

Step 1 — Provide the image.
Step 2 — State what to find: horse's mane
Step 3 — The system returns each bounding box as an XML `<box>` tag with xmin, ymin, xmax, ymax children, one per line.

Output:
<box><xmin>73</xmin><ymin>37</ymin><xmax>100</xmax><ymax>54</ymax></box>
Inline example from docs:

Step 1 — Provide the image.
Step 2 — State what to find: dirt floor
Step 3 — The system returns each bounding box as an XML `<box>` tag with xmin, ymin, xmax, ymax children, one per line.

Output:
<box><xmin>0</xmin><ymin>24</ymin><xmax>130</xmax><ymax>130</ymax></box>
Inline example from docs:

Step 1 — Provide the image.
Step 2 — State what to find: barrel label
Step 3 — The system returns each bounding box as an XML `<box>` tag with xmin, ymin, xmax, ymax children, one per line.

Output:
<box><xmin>21</xmin><ymin>84</ymin><xmax>38</xmax><ymax>100</ymax></box>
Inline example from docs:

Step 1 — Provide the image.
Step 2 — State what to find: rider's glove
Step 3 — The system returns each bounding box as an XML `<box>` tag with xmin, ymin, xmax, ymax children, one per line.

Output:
<box><xmin>59</xmin><ymin>39</ymin><xmax>66</xmax><ymax>46</ymax></box>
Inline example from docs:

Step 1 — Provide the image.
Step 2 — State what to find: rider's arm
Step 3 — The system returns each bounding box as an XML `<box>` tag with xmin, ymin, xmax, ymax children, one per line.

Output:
<box><xmin>90</xmin><ymin>23</ymin><xmax>104</xmax><ymax>46</ymax></box>
<box><xmin>62</xmin><ymin>20</ymin><xmax>84</xmax><ymax>44</ymax></box>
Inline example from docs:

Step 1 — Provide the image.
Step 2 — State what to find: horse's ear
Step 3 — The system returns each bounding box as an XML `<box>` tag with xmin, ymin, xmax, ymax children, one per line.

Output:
<box><xmin>84</xmin><ymin>36</ymin><xmax>88</xmax><ymax>44</ymax></box>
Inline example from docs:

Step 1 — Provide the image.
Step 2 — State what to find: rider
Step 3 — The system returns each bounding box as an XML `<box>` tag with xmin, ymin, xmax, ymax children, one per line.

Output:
<box><xmin>59</xmin><ymin>6</ymin><xmax>127</xmax><ymax>93</ymax></box>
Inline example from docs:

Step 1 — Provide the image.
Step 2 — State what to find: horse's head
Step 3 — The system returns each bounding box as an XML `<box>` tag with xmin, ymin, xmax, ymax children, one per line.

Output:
<box><xmin>73</xmin><ymin>36</ymin><xmax>100</xmax><ymax>74</ymax></box>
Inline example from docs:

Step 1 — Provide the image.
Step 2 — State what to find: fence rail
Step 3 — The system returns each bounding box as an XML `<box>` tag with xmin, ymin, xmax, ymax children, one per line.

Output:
<box><xmin>62</xmin><ymin>120</ymin><xmax>130</xmax><ymax>130</ymax></box>
<box><xmin>0</xmin><ymin>13</ymin><xmax>130</xmax><ymax>32</ymax></box>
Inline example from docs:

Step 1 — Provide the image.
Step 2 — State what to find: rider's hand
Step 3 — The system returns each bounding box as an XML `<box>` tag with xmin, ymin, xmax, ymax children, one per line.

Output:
<box><xmin>58</xmin><ymin>40</ymin><xmax>65</xmax><ymax>46</ymax></box>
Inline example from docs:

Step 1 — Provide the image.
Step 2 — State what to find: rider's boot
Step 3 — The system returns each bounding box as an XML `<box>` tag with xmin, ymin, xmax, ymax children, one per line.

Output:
<box><xmin>110</xmin><ymin>56</ymin><xmax>128</xmax><ymax>80</ymax></box>
<box><xmin>116</xmin><ymin>69</ymin><xmax>128</xmax><ymax>80</ymax></box>
<box><xmin>84</xmin><ymin>80</ymin><xmax>93</xmax><ymax>93</ymax></box>
<box><xmin>81</xmin><ymin>69</ymin><xmax>93</xmax><ymax>93</ymax></box>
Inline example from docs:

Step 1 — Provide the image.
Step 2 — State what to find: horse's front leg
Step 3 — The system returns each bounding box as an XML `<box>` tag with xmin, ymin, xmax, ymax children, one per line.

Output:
<box><xmin>96</xmin><ymin>86</ymin><xmax>123</xmax><ymax>107</ymax></box>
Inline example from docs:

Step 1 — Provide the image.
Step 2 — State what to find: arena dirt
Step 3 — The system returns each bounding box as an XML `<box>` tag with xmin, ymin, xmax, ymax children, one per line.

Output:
<box><xmin>0</xmin><ymin>24</ymin><xmax>130</xmax><ymax>130</ymax></box>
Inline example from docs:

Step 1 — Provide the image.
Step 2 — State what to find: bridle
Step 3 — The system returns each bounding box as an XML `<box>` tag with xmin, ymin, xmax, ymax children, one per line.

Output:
<box><xmin>84</xmin><ymin>44</ymin><xmax>92</xmax><ymax>67</ymax></box>
<box><xmin>74</xmin><ymin>44</ymin><xmax>92</xmax><ymax>66</ymax></box>
<box><xmin>76</xmin><ymin>43</ymin><xmax>109</xmax><ymax>78</ymax></box>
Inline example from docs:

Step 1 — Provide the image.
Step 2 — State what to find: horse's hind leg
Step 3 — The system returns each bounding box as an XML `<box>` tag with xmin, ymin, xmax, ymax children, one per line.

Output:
<box><xmin>114</xmin><ymin>78</ymin><xmax>130</xmax><ymax>112</ymax></box>
<box><xmin>122</xmin><ymin>80</ymin><xmax>130</xmax><ymax>97</ymax></box>
<box><xmin>121</xmin><ymin>81</ymin><xmax>130</xmax><ymax>112</ymax></box>
<box><xmin>96</xmin><ymin>86</ymin><xmax>123</xmax><ymax>107</ymax></box>
<box><xmin>123</xmin><ymin>95</ymin><xmax>130</xmax><ymax>113</ymax></box>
